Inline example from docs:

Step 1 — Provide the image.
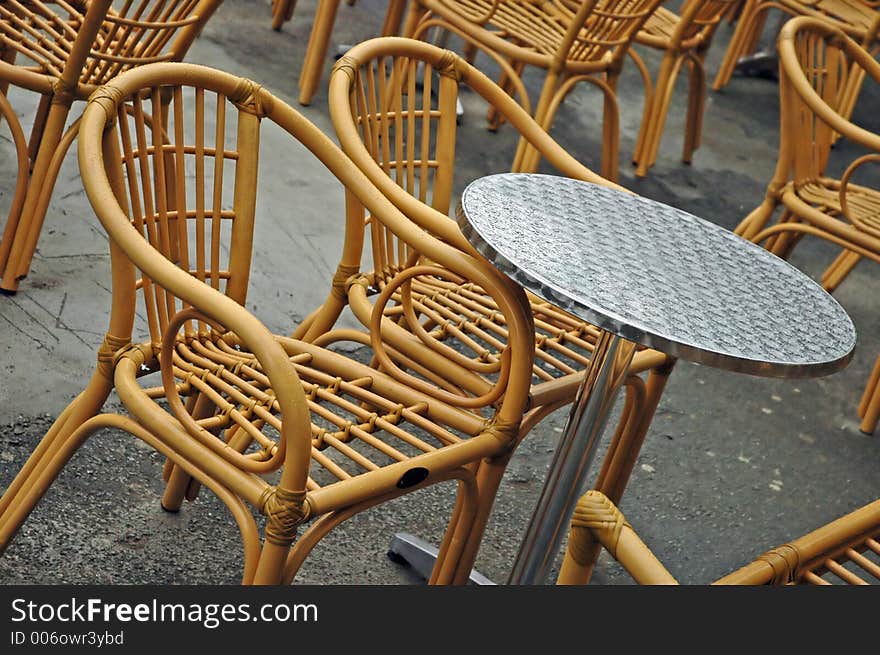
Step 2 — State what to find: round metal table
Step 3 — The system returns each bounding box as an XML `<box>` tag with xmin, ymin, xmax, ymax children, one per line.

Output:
<box><xmin>456</xmin><ymin>173</ymin><xmax>857</xmax><ymax>585</ymax></box>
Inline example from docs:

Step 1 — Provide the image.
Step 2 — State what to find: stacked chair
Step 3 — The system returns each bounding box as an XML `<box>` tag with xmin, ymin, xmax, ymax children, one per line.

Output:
<box><xmin>736</xmin><ymin>16</ymin><xmax>880</xmax><ymax>435</ymax></box>
<box><xmin>0</xmin><ymin>0</ymin><xmax>223</xmax><ymax>293</ymax></box>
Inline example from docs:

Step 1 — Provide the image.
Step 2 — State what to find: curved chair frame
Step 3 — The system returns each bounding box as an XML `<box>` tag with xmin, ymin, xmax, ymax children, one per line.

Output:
<box><xmin>0</xmin><ymin>61</ymin><xmax>538</xmax><ymax>585</ymax></box>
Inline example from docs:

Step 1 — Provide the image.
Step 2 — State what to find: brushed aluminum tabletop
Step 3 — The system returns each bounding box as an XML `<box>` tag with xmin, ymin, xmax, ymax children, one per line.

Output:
<box><xmin>457</xmin><ymin>173</ymin><xmax>856</xmax><ymax>378</ymax></box>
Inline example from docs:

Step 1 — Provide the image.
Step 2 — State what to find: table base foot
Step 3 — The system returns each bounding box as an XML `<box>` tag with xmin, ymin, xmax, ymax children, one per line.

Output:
<box><xmin>387</xmin><ymin>533</ymin><xmax>495</xmax><ymax>585</ymax></box>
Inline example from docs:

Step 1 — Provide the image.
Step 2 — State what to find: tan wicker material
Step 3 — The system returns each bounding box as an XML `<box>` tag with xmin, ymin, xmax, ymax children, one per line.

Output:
<box><xmin>321</xmin><ymin>37</ymin><xmax>676</xmax><ymax>575</ymax></box>
<box><xmin>558</xmin><ymin>490</ymin><xmax>880</xmax><ymax>585</ymax></box>
<box><xmin>735</xmin><ymin>17</ymin><xmax>880</xmax><ymax>435</ymax></box>
<box><xmin>712</xmin><ymin>0</ymin><xmax>880</xmax><ymax>110</ymax></box>
<box><xmin>398</xmin><ymin>0</ymin><xmax>665</xmax><ymax>182</ymax></box>
<box><xmin>629</xmin><ymin>0</ymin><xmax>740</xmax><ymax>176</ymax></box>
<box><xmin>0</xmin><ymin>61</ymin><xmax>540</xmax><ymax>584</ymax></box>
<box><xmin>0</xmin><ymin>0</ymin><xmax>223</xmax><ymax>294</ymax></box>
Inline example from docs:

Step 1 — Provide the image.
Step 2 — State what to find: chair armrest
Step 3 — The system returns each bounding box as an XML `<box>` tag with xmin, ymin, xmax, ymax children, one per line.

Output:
<box><xmin>78</xmin><ymin>94</ymin><xmax>313</xmax><ymax>495</ymax></box>
<box><xmin>839</xmin><ymin>153</ymin><xmax>880</xmax><ymax>238</ymax></box>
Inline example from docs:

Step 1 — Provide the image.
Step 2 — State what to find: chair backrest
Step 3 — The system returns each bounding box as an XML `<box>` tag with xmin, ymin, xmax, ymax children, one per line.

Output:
<box><xmin>78</xmin><ymin>61</ymin><xmax>535</xmax><ymax>431</ymax></box>
<box><xmin>0</xmin><ymin>0</ymin><xmax>222</xmax><ymax>92</ymax></box>
<box><xmin>776</xmin><ymin>16</ymin><xmax>880</xmax><ymax>186</ymax></box>
<box><xmin>329</xmin><ymin>36</ymin><xmax>620</xmax><ymax>289</ymax></box>
<box><xmin>552</xmin><ymin>0</ymin><xmax>664</xmax><ymax>65</ymax></box>
<box><xmin>92</xmin><ymin>66</ymin><xmax>259</xmax><ymax>344</ymax></box>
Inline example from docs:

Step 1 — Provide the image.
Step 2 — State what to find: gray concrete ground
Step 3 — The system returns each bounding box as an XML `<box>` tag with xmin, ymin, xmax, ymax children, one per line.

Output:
<box><xmin>0</xmin><ymin>0</ymin><xmax>878</xmax><ymax>585</ymax></box>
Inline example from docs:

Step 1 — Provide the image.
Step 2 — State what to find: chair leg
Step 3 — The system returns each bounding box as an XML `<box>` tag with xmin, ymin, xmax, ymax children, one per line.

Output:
<box><xmin>517</xmin><ymin>72</ymin><xmax>620</xmax><ymax>181</ymax></box>
<box><xmin>839</xmin><ymin>60</ymin><xmax>867</xmax><ymax>124</ymax></box>
<box><xmin>438</xmin><ymin>456</ymin><xmax>508</xmax><ymax>585</ymax></box>
<box><xmin>766</xmin><ymin>211</ymin><xmax>802</xmax><ymax>259</ymax></box>
<box><xmin>401</xmin><ymin>0</ymin><xmax>429</xmax><ymax>39</ymax></box>
<box><xmin>635</xmin><ymin>53</ymin><xmax>684</xmax><ymax>177</ymax></box>
<box><xmin>600</xmin><ymin>72</ymin><xmax>621</xmax><ymax>182</ymax></box>
<box><xmin>551</xmin><ymin>362</ymin><xmax>674</xmax><ymax>584</ymax></box>
<box><xmin>556</xmin><ymin>490</ymin><xmax>678</xmax><ymax>585</ymax></box>
<box><xmin>858</xmin><ymin>356</ymin><xmax>880</xmax><ymax>435</ymax></box>
<box><xmin>513</xmin><ymin>70</ymin><xmax>560</xmax><ymax>172</ymax></box>
<box><xmin>596</xmin><ymin>363</ymin><xmax>675</xmax><ymax>506</ymax></box>
<box><xmin>821</xmin><ymin>249</ymin><xmax>861</xmax><ymax>293</ymax></box>
<box><xmin>712</xmin><ymin>0</ymin><xmax>761</xmax><ymax>91</ymax></box>
<box><xmin>298</xmin><ymin>0</ymin><xmax>342</xmax><ymax>106</ymax></box>
<box><xmin>0</xmin><ymin>92</ymin><xmax>31</xmax><ymax>281</ymax></box>
<box><xmin>0</xmin><ymin>45</ymin><xmax>15</xmax><ymax>100</ymax></box>
<box><xmin>682</xmin><ymin>54</ymin><xmax>707</xmax><ymax>164</ymax></box>
<box><xmin>160</xmin><ymin>393</ymin><xmax>222</xmax><ymax>511</ymax></box>
<box><xmin>629</xmin><ymin>49</ymin><xmax>655</xmax><ymax>167</ymax></box>
<box><xmin>0</xmin><ymin>103</ymin><xmax>77</xmax><ymax>292</ymax></box>
<box><xmin>282</xmin><ymin>469</ymin><xmax>478</xmax><ymax>584</ymax></box>
<box><xmin>733</xmin><ymin>195</ymin><xmax>779</xmax><ymax>240</ymax></box>
<box><xmin>382</xmin><ymin>0</ymin><xmax>409</xmax><ymax>36</ymax></box>
<box><xmin>487</xmin><ymin>60</ymin><xmax>524</xmax><ymax>131</ymax></box>
<box><xmin>0</xmin><ymin>374</ymin><xmax>112</xmax><ymax>553</ymax></box>
<box><xmin>27</xmin><ymin>94</ymin><xmax>52</xmax><ymax>167</ymax></box>
<box><xmin>271</xmin><ymin>0</ymin><xmax>296</xmax><ymax>30</ymax></box>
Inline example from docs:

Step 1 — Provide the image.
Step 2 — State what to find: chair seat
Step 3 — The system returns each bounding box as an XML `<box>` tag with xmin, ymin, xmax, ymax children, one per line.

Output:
<box><xmin>433</xmin><ymin>0</ymin><xmax>619</xmax><ymax>64</ymax></box>
<box><xmin>790</xmin><ymin>177</ymin><xmax>880</xmax><ymax>237</ymax></box>
<box><xmin>367</xmin><ymin>271</ymin><xmax>666</xmax><ymax>393</ymax></box>
<box><xmin>125</xmin><ymin>332</ymin><xmax>486</xmax><ymax>497</ymax></box>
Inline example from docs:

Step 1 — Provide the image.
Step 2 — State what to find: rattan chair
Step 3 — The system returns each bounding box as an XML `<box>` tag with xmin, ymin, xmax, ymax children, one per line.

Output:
<box><xmin>0</xmin><ymin>0</ymin><xmax>223</xmax><ymax>294</ymax></box>
<box><xmin>630</xmin><ymin>0</ymin><xmax>741</xmax><ymax>176</ymax></box>
<box><xmin>0</xmin><ymin>61</ymin><xmax>540</xmax><ymax>584</ymax></box>
<box><xmin>557</xmin><ymin>489</ymin><xmax>880</xmax><ymax>584</ymax></box>
<box><xmin>313</xmin><ymin>37</ymin><xmax>676</xmax><ymax>575</ymax></box>
<box><xmin>398</xmin><ymin>0</ymin><xmax>665</xmax><ymax>182</ymax></box>
<box><xmin>734</xmin><ymin>17</ymin><xmax>880</xmax><ymax>435</ymax></box>
<box><xmin>712</xmin><ymin>0</ymin><xmax>880</xmax><ymax>116</ymax></box>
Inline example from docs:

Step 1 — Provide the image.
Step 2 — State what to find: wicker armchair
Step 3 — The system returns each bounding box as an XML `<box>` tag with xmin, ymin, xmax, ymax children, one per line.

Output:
<box><xmin>558</xmin><ymin>489</ymin><xmax>880</xmax><ymax>584</ymax></box>
<box><xmin>735</xmin><ymin>17</ymin><xmax>880</xmax><ymax>434</ymax></box>
<box><xmin>712</xmin><ymin>0</ymin><xmax>879</xmax><ymax>118</ymax></box>
<box><xmin>398</xmin><ymin>0</ymin><xmax>665</xmax><ymax>182</ymax></box>
<box><xmin>0</xmin><ymin>0</ymin><xmax>223</xmax><ymax>294</ymax></box>
<box><xmin>314</xmin><ymin>37</ymin><xmax>676</xmax><ymax>577</ymax></box>
<box><xmin>630</xmin><ymin>0</ymin><xmax>741</xmax><ymax>176</ymax></box>
<box><xmin>0</xmin><ymin>62</ymin><xmax>538</xmax><ymax>584</ymax></box>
